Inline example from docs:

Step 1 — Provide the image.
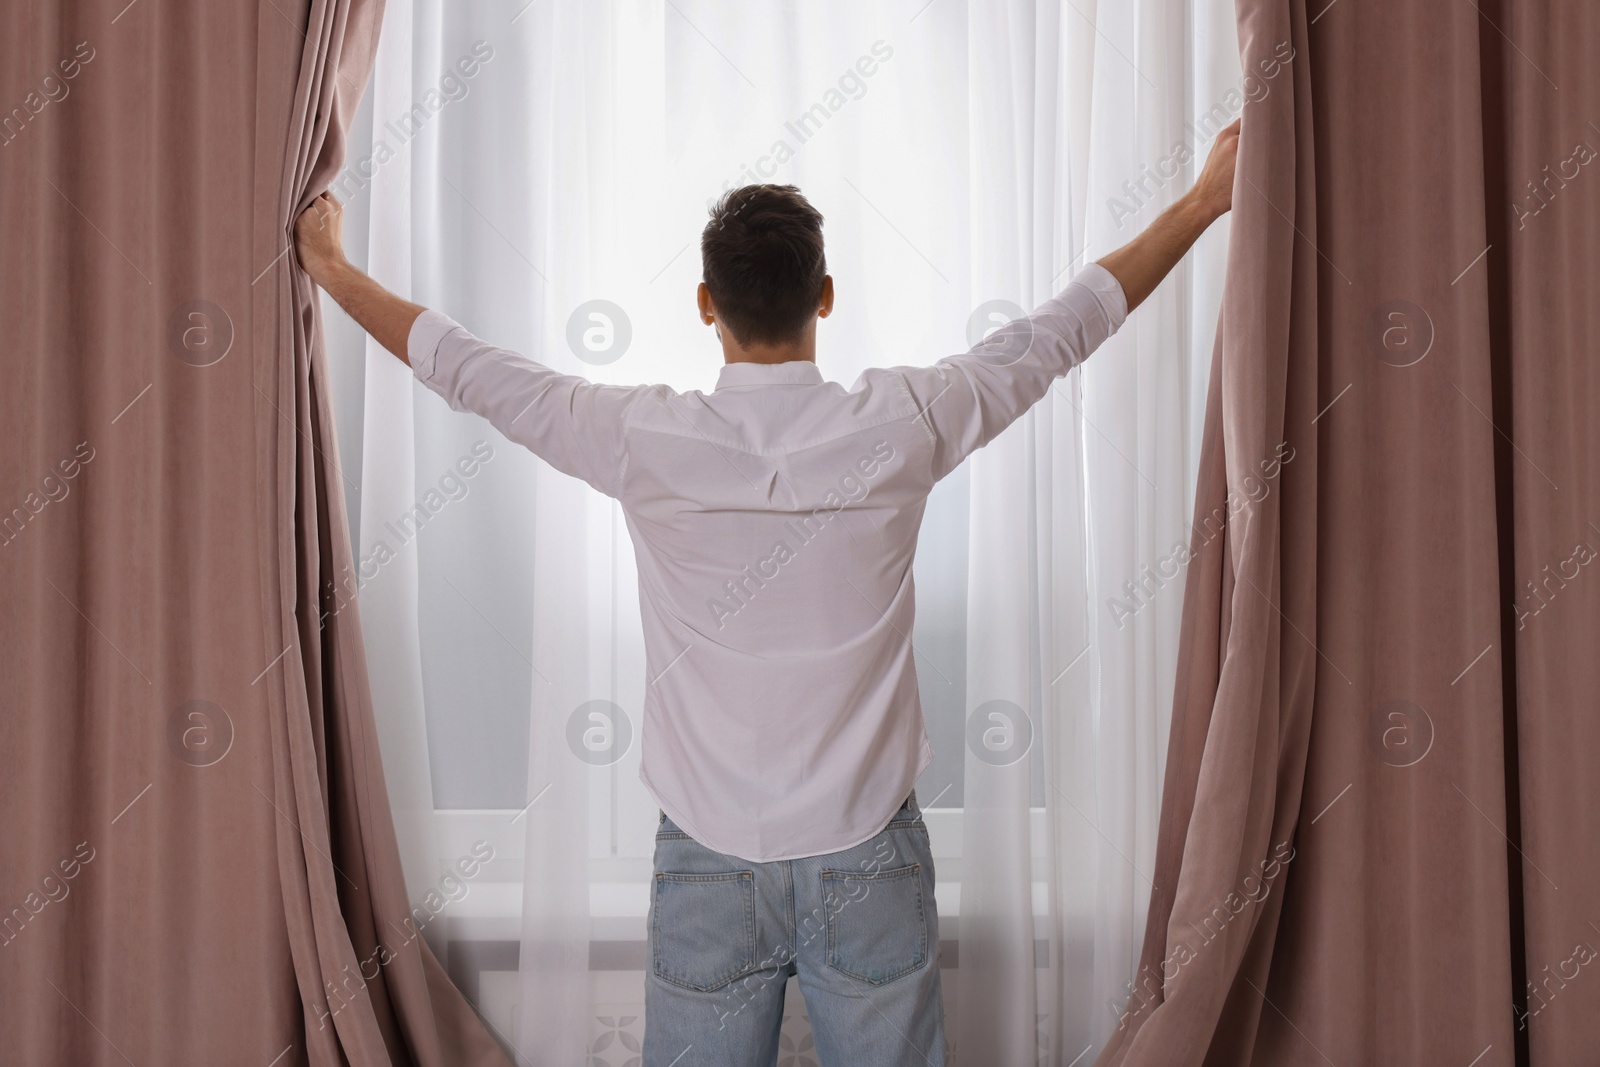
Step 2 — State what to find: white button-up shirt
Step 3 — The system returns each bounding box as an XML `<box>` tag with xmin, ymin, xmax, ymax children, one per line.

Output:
<box><xmin>409</xmin><ymin>264</ymin><xmax>1127</xmax><ymax>861</ymax></box>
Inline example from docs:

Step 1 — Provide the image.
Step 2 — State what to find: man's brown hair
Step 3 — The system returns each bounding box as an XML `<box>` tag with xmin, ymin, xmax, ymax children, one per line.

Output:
<box><xmin>701</xmin><ymin>184</ymin><xmax>826</xmax><ymax>346</ymax></box>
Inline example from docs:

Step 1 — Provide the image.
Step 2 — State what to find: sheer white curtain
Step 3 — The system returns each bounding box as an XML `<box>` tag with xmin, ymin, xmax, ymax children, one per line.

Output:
<box><xmin>323</xmin><ymin>2</ymin><xmax>1239</xmax><ymax>1063</ymax></box>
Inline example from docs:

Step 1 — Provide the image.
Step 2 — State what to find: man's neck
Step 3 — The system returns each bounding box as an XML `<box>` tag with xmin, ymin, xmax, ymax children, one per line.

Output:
<box><xmin>719</xmin><ymin>327</ymin><xmax>817</xmax><ymax>366</ymax></box>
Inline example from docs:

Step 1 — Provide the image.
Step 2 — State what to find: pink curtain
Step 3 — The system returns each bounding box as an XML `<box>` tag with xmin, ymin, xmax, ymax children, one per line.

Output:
<box><xmin>1</xmin><ymin>1</ymin><xmax>509</xmax><ymax>1062</ymax></box>
<box><xmin>1098</xmin><ymin>0</ymin><xmax>1600</xmax><ymax>1064</ymax></box>
<box><xmin>1487</xmin><ymin>2</ymin><xmax>1600</xmax><ymax>1062</ymax></box>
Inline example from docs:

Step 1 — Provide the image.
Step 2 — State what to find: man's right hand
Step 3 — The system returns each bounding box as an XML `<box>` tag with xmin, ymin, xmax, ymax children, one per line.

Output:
<box><xmin>1095</xmin><ymin>118</ymin><xmax>1240</xmax><ymax>314</ymax></box>
<box><xmin>295</xmin><ymin>193</ymin><xmax>347</xmax><ymax>287</ymax></box>
<box><xmin>1189</xmin><ymin>118</ymin><xmax>1240</xmax><ymax>224</ymax></box>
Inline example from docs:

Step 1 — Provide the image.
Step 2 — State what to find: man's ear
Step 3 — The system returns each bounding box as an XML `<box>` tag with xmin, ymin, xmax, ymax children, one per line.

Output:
<box><xmin>697</xmin><ymin>282</ymin><xmax>715</xmax><ymax>326</ymax></box>
<box><xmin>818</xmin><ymin>275</ymin><xmax>834</xmax><ymax>320</ymax></box>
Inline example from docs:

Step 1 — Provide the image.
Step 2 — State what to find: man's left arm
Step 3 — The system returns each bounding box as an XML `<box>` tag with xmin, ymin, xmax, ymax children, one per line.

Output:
<box><xmin>295</xmin><ymin>194</ymin><xmax>425</xmax><ymax>363</ymax></box>
<box><xmin>293</xmin><ymin>194</ymin><xmax>649</xmax><ymax>498</ymax></box>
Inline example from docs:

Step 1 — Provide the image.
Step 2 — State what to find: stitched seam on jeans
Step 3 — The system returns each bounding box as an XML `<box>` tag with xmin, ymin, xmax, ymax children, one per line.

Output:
<box><xmin>823</xmin><ymin>863</ymin><xmax>919</xmax><ymax>883</ymax></box>
<box><xmin>784</xmin><ymin>860</ymin><xmax>797</xmax><ymax>960</ymax></box>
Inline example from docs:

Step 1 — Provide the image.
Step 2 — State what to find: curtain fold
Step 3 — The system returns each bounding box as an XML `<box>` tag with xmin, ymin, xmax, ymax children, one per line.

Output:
<box><xmin>349</xmin><ymin>0</ymin><xmax>447</xmax><ymax>943</ymax></box>
<box><xmin>956</xmin><ymin>1</ymin><xmax>1238</xmax><ymax>1063</ymax></box>
<box><xmin>1490</xmin><ymin>2</ymin><xmax>1600</xmax><ymax>1062</ymax></box>
<box><xmin>1097</xmin><ymin>0</ymin><xmax>1320</xmax><ymax>1059</ymax></box>
<box><xmin>0</xmin><ymin>0</ymin><xmax>507</xmax><ymax>1063</ymax></box>
<box><xmin>260</xmin><ymin>0</ymin><xmax>513</xmax><ymax>1062</ymax></box>
<box><xmin>1099</xmin><ymin>0</ymin><xmax>1600</xmax><ymax>1063</ymax></box>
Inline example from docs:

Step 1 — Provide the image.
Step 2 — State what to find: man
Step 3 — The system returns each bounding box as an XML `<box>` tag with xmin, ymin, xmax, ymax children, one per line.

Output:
<box><xmin>294</xmin><ymin>117</ymin><xmax>1239</xmax><ymax>1067</ymax></box>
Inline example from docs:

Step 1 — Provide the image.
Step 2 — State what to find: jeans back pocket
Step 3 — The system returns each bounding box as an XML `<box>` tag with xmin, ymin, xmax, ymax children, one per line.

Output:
<box><xmin>821</xmin><ymin>863</ymin><xmax>928</xmax><ymax>985</ymax></box>
<box><xmin>651</xmin><ymin>870</ymin><xmax>757</xmax><ymax>992</ymax></box>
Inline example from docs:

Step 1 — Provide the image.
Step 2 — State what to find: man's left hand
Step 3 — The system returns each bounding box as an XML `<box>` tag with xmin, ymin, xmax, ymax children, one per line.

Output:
<box><xmin>295</xmin><ymin>193</ymin><xmax>346</xmax><ymax>285</ymax></box>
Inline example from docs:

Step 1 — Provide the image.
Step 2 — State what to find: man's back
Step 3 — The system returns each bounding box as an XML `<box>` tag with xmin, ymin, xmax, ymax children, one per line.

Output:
<box><xmin>621</xmin><ymin>360</ymin><xmax>937</xmax><ymax>861</ymax></box>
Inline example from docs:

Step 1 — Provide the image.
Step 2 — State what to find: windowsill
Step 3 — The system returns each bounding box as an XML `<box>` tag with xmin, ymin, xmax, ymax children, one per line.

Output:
<box><xmin>440</xmin><ymin>880</ymin><xmax>972</xmax><ymax>943</ymax></box>
<box><xmin>431</xmin><ymin>806</ymin><xmax>1060</xmax><ymax>944</ymax></box>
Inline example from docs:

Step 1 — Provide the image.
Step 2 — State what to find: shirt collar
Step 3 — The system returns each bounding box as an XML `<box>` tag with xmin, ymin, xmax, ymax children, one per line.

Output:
<box><xmin>715</xmin><ymin>360</ymin><xmax>824</xmax><ymax>390</ymax></box>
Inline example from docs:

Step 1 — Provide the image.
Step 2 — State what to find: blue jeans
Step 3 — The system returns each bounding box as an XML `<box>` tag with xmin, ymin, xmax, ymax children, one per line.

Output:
<box><xmin>643</xmin><ymin>792</ymin><xmax>947</xmax><ymax>1066</ymax></box>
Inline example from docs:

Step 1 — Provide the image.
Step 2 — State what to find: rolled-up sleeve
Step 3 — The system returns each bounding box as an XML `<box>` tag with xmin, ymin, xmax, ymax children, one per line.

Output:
<box><xmin>409</xmin><ymin>309</ymin><xmax>652</xmax><ymax>498</ymax></box>
<box><xmin>889</xmin><ymin>263</ymin><xmax>1128</xmax><ymax>482</ymax></box>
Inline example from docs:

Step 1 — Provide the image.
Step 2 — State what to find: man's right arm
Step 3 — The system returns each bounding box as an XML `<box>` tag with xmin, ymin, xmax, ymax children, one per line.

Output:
<box><xmin>886</xmin><ymin>265</ymin><xmax>1128</xmax><ymax>482</ymax></box>
<box><xmin>892</xmin><ymin>118</ymin><xmax>1239</xmax><ymax>482</ymax></box>
<box><xmin>1097</xmin><ymin>118</ymin><xmax>1238</xmax><ymax>312</ymax></box>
